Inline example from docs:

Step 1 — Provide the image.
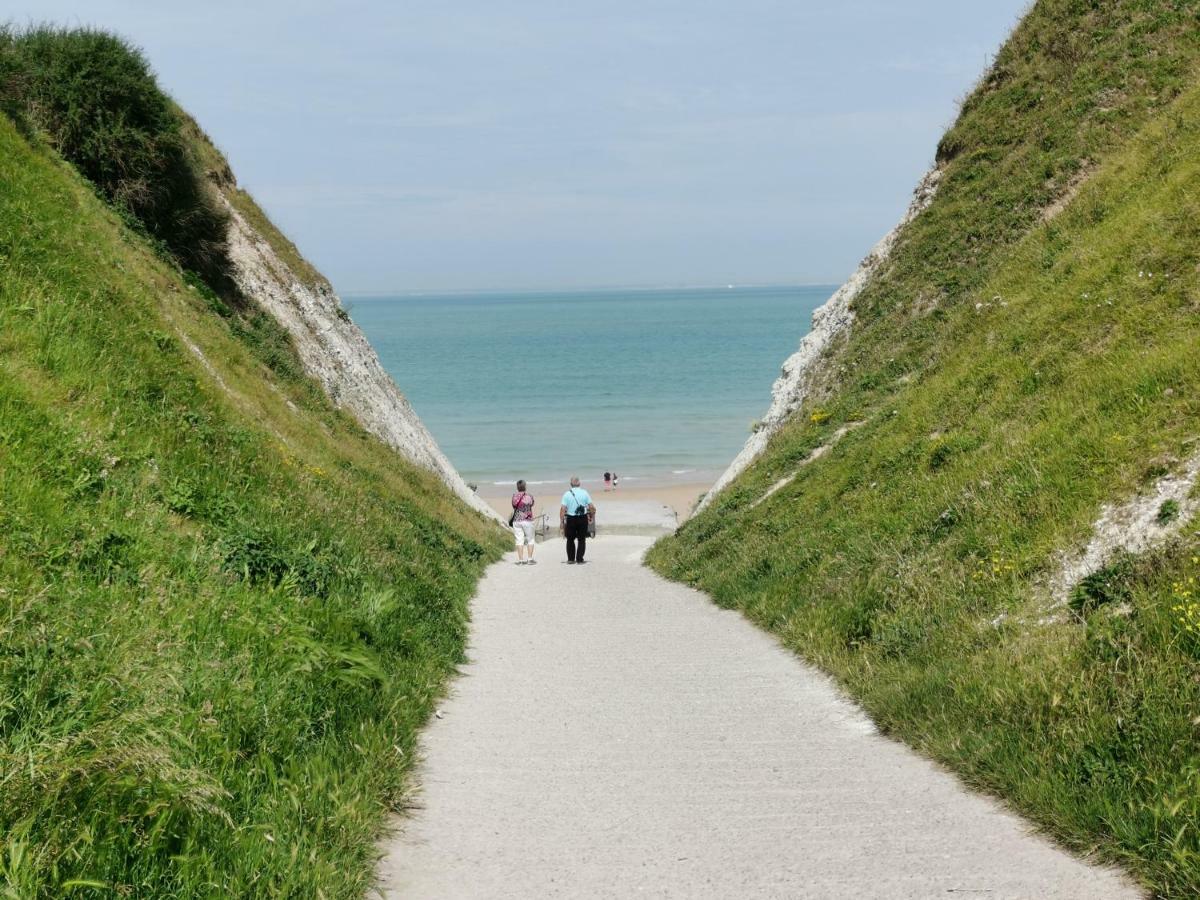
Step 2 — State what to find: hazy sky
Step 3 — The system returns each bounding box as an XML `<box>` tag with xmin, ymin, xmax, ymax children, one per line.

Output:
<box><xmin>10</xmin><ymin>2</ymin><xmax>1028</xmax><ymax>292</ymax></box>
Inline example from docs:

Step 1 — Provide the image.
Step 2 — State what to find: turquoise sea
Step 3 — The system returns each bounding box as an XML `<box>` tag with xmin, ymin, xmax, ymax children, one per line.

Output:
<box><xmin>349</xmin><ymin>285</ymin><xmax>830</xmax><ymax>489</ymax></box>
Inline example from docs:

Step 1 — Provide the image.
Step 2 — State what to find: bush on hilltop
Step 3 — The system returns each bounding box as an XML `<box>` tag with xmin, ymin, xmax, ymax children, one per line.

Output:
<box><xmin>0</xmin><ymin>25</ymin><xmax>231</xmax><ymax>288</ymax></box>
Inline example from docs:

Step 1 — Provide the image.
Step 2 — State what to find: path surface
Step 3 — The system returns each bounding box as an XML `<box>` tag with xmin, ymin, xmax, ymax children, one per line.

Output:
<box><xmin>378</xmin><ymin>535</ymin><xmax>1139</xmax><ymax>899</ymax></box>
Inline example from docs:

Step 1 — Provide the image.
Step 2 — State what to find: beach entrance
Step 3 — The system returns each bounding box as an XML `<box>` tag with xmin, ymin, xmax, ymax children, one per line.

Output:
<box><xmin>378</xmin><ymin>536</ymin><xmax>1138</xmax><ymax>898</ymax></box>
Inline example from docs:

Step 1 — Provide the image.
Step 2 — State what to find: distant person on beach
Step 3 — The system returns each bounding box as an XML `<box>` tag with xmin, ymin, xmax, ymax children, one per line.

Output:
<box><xmin>612</xmin><ymin>473</ymin><xmax>619</xmax><ymax>490</ymax></box>
<box><xmin>559</xmin><ymin>476</ymin><xmax>595</xmax><ymax>564</ymax></box>
<box><xmin>511</xmin><ymin>480</ymin><xmax>537</xmax><ymax>566</ymax></box>
<box><xmin>604</xmin><ymin>472</ymin><xmax>612</xmax><ymax>491</ymax></box>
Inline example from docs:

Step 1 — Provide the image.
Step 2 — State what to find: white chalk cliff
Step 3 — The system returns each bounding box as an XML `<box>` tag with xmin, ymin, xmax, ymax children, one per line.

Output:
<box><xmin>221</xmin><ymin>200</ymin><xmax>499</xmax><ymax>521</ymax></box>
<box><xmin>698</xmin><ymin>166</ymin><xmax>943</xmax><ymax>512</ymax></box>
<box><xmin>1048</xmin><ymin>450</ymin><xmax>1200</xmax><ymax>610</ymax></box>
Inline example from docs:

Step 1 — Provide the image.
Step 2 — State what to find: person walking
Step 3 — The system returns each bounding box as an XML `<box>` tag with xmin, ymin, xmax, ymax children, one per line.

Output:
<box><xmin>559</xmin><ymin>476</ymin><xmax>595</xmax><ymax>565</ymax></box>
<box><xmin>603</xmin><ymin>471</ymin><xmax>612</xmax><ymax>492</ymax></box>
<box><xmin>511</xmin><ymin>480</ymin><xmax>537</xmax><ymax>565</ymax></box>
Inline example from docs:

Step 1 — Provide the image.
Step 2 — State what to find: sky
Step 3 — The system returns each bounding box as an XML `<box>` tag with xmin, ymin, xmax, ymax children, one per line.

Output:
<box><xmin>8</xmin><ymin>1</ymin><xmax>1030</xmax><ymax>292</ymax></box>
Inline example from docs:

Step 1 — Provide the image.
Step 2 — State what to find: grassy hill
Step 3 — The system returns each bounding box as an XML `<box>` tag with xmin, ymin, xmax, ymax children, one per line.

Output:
<box><xmin>650</xmin><ymin>2</ymin><xmax>1200</xmax><ymax>896</ymax></box>
<box><xmin>0</xmin><ymin>28</ymin><xmax>505</xmax><ymax>898</ymax></box>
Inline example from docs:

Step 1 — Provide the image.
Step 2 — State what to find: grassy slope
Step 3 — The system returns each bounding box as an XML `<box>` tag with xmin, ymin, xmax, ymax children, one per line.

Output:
<box><xmin>650</xmin><ymin>2</ymin><xmax>1200</xmax><ymax>895</ymax></box>
<box><xmin>0</xmin><ymin>109</ymin><xmax>506</xmax><ymax>897</ymax></box>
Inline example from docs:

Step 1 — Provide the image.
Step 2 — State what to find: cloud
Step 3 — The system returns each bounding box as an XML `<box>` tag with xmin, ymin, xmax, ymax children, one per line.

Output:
<box><xmin>13</xmin><ymin>0</ymin><xmax>1029</xmax><ymax>290</ymax></box>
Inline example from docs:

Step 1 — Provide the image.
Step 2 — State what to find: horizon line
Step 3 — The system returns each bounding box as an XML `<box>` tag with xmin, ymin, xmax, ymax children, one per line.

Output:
<box><xmin>342</xmin><ymin>280</ymin><xmax>842</xmax><ymax>299</ymax></box>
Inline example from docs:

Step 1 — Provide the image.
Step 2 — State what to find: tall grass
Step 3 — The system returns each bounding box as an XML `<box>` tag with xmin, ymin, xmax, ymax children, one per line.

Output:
<box><xmin>0</xmin><ymin>74</ymin><xmax>505</xmax><ymax>899</ymax></box>
<box><xmin>651</xmin><ymin>2</ymin><xmax>1200</xmax><ymax>896</ymax></box>
<box><xmin>0</xmin><ymin>25</ymin><xmax>231</xmax><ymax>290</ymax></box>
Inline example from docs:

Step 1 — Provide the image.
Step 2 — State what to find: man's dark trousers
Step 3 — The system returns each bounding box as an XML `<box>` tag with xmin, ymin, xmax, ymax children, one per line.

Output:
<box><xmin>565</xmin><ymin>514</ymin><xmax>589</xmax><ymax>562</ymax></box>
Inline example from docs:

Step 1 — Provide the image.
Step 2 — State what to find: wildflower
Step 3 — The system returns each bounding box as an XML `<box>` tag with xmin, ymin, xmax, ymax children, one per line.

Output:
<box><xmin>1171</xmin><ymin>558</ymin><xmax>1200</xmax><ymax>642</ymax></box>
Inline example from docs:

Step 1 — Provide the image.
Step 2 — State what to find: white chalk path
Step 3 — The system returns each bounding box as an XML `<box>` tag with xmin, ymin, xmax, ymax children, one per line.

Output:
<box><xmin>378</xmin><ymin>535</ymin><xmax>1139</xmax><ymax>899</ymax></box>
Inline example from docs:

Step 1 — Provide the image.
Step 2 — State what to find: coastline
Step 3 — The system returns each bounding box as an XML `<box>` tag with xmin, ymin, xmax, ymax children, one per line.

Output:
<box><xmin>353</xmin><ymin>285</ymin><xmax>830</xmax><ymax>511</ymax></box>
<box><xmin>478</xmin><ymin>480</ymin><xmax>710</xmax><ymax>534</ymax></box>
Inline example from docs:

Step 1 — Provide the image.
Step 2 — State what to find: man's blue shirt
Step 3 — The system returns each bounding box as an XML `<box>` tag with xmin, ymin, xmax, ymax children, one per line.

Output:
<box><xmin>561</xmin><ymin>487</ymin><xmax>592</xmax><ymax>516</ymax></box>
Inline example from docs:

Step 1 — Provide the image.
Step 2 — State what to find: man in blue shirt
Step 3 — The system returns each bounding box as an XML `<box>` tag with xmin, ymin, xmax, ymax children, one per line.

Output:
<box><xmin>559</xmin><ymin>476</ymin><xmax>595</xmax><ymax>564</ymax></box>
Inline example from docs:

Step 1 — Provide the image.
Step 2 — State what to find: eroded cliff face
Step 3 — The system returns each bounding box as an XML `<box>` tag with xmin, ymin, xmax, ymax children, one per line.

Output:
<box><xmin>220</xmin><ymin>199</ymin><xmax>499</xmax><ymax>521</ymax></box>
<box><xmin>698</xmin><ymin>166</ymin><xmax>942</xmax><ymax>512</ymax></box>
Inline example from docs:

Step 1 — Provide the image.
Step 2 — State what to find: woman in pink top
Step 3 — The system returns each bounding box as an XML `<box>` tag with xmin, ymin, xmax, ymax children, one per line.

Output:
<box><xmin>511</xmin><ymin>479</ymin><xmax>537</xmax><ymax>565</ymax></box>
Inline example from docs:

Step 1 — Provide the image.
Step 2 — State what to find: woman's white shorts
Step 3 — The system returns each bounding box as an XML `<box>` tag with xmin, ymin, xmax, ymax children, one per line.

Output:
<box><xmin>512</xmin><ymin>520</ymin><xmax>535</xmax><ymax>546</ymax></box>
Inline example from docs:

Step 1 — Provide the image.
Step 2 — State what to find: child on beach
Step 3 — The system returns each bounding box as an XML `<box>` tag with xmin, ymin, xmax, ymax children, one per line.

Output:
<box><xmin>604</xmin><ymin>472</ymin><xmax>612</xmax><ymax>491</ymax></box>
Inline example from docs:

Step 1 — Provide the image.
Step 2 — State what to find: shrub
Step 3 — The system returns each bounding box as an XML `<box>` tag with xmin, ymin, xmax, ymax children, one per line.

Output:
<box><xmin>0</xmin><ymin>27</ymin><xmax>22</xmax><ymax>121</ymax></box>
<box><xmin>0</xmin><ymin>26</ymin><xmax>231</xmax><ymax>287</ymax></box>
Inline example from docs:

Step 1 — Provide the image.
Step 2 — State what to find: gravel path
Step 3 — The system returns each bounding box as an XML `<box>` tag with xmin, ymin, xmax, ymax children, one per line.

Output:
<box><xmin>378</xmin><ymin>535</ymin><xmax>1139</xmax><ymax>899</ymax></box>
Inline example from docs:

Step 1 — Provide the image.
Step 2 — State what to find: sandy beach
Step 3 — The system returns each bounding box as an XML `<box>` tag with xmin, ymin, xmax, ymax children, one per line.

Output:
<box><xmin>478</xmin><ymin>480</ymin><xmax>710</xmax><ymax>534</ymax></box>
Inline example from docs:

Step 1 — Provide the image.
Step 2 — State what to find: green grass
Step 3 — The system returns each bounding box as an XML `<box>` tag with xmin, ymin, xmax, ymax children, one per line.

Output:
<box><xmin>650</xmin><ymin>2</ymin><xmax>1200</xmax><ymax>896</ymax></box>
<box><xmin>0</xmin><ymin>96</ymin><xmax>506</xmax><ymax>899</ymax></box>
<box><xmin>0</xmin><ymin>26</ymin><xmax>232</xmax><ymax>290</ymax></box>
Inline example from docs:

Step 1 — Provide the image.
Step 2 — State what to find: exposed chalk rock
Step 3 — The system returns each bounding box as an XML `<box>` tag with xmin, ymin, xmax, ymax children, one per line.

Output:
<box><xmin>748</xmin><ymin>423</ymin><xmax>862</xmax><ymax>510</ymax></box>
<box><xmin>698</xmin><ymin>166</ymin><xmax>942</xmax><ymax>512</ymax></box>
<box><xmin>1048</xmin><ymin>449</ymin><xmax>1200</xmax><ymax>608</ymax></box>
<box><xmin>221</xmin><ymin>200</ymin><xmax>500</xmax><ymax>521</ymax></box>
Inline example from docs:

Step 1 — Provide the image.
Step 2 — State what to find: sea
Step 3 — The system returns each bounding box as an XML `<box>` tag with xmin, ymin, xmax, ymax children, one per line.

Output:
<box><xmin>349</xmin><ymin>285</ymin><xmax>830</xmax><ymax>491</ymax></box>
